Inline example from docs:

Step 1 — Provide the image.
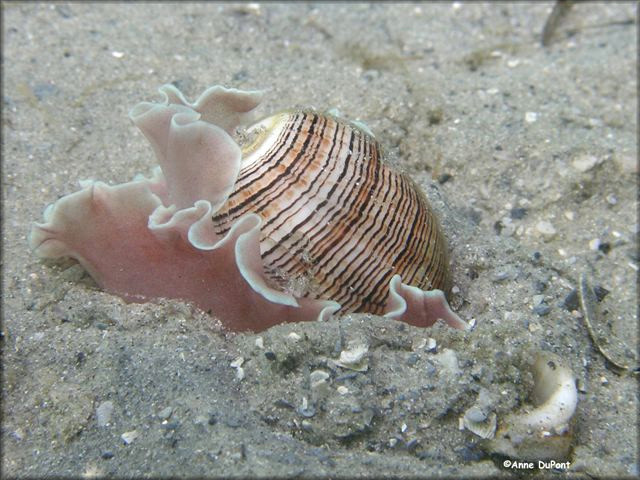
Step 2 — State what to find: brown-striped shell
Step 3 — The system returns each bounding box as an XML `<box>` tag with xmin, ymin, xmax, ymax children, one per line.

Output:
<box><xmin>28</xmin><ymin>84</ymin><xmax>466</xmax><ymax>332</ymax></box>
<box><xmin>218</xmin><ymin>110</ymin><xmax>452</xmax><ymax>314</ymax></box>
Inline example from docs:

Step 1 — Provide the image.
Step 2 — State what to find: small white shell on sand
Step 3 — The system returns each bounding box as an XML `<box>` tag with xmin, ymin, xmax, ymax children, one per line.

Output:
<box><xmin>121</xmin><ymin>430</ymin><xmax>139</xmax><ymax>445</ymax></box>
<box><xmin>515</xmin><ymin>353</ymin><xmax>577</xmax><ymax>431</ymax></box>
<box><xmin>462</xmin><ymin>408</ymin><xmax>497</xmax><ymax>439</ymax></box>
<box><xmin>335</xmin><ymin>342</ymin><xmax>369</xmax><ymax>371</ymax></box>
<box><xmin>230</xmin><ymin>357</ymin><xmax>244</xmax><ymax>368</ymax></box>
<box><xmin>286</xmin><ymin>332</ymin><xmax>301</xmax><ymax>342</ymax></box>
<box><xmin>96</xmin><ymin>401</ymin><xmax>114</xmax><ymax>427</ymax></box>
<box><xmin>310</xmin><ymin>370</ymin><xmax>330</xmax><ymax>388</ymax></box>
<box><xmin>434</xmin><ymin>348</ymin><xmax>460</xmax><ymax>375</ymax></box>
<box><xmin>483</xmin><ymin>351</ymin><xmax>578</xmax><ymax>461</ymax></box>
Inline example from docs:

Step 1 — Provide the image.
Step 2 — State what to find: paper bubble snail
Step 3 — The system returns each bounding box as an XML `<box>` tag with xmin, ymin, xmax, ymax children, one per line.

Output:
<box><xmin>29</xmin><ymin>84</ymin><xmax>469</xmax><ymax>332</ymax></box>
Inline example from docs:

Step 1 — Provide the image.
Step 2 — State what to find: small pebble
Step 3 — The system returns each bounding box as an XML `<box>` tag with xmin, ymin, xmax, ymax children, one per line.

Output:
<box><xmin>406</xmin><ymin>353</ymin><xmax>419</xmax><ymax>366</ymax></box>
<box><xmin>96</xmin><ymin>401</ymin><xmax>114</xmax><ymax>427</ymax></box>
<box><xmin>424</xmin><ymin>362</ymin><xmax>437</xmax><ymax>377</ymax></box>
<box><xmin>425</xmin><ymin>337</ymin><xmax>437</xmax><ymax>352</ymax></box>
<box><xmin>413</xmin><ymin>338</ymin><xmax>427</xmax><ymax>350</ymax></box>
<box><xmin>264</xmin><ymin>351</ymin><xmax>276</xmax><ymax>361</ymax></box>
<box><xmin>572</xmin><ymin>154</ymin><xmax>601</xmax><ymax>172</ymax></box>
<box><xmin>589</xmin><ymin>238</ymin><xmax>601</xmax><ymax>251</ymax></box>
<box><xmin>531</xmin><ymin>251</ymin><xmax>542</xmax><ymax>264</ymax></box>
<box><xmin>298</xmin><ymin>399</ymin><xmax>316</xmax><ymax>418</ymax></box>
<box><xmin>563</xmin><ymin>290</ymin><xmax>579</xmax><ymax>311</ymax></box>
<box><xmin>434</xmin><ymin>349</ymin><xmax>460</xmax><ymax>375</ymax></box>
<box><xmin>310</xmin><ymin>369</ymin><xmax>330</xmax><ymax>386</ymax></box>
<box><xmin>576</xmin><ymin>378</ymin><xmax>587</xmax><ymax>393</ymax></box>
<box><xmin>491</xmin><ymin>271</ymin><xmax>510</xmax><ymax>282</ymax></box>
<box><xmin>101</xmin><ymin>451</ymin><xmax>114</xmax><ymax>460</ymax></box>
<box><xmin>594</xmin><ymin>285</ymin><xmax>610</xmax><ymax>302</ymax></box>
<box><xmin>157</xmin><ymin>407</ymin><xmax>173</xmax><ymax>420</ymax></box>
<box><xmin>533</xmin><ymin>279</ymin><xmax>547</xmax><ymax>293</ymax></box>
<box><xmin>536</xmin><ymin>220</ymin><xmax>556</xmax><ymax>240</ymax></box>
<box><xmin>193</xmin><ymin>415</ymin><xmax>208</xmax><ymax>426</ymax></box>
<box><xmin>287</xmin><ymin>332</ymin><xmax>301</xmax><ymax>342</ymax></box>
<box><xmin>230</xmin><ymin>357</ymin><xmax>244</xmax><ymax>368</ymax></box>
<box><xmin>509</xmin><ymin>207</ymin><xmax>527</xmax><ymax>220</ymax></box>
<box><xmin>533</xmin><ymin>304</ymin><xmax>551</xmax><ymax>316</ymax></box>
<box><xmin>274</xmin><ymin>399</ymin><xmax>295</xmax><ymax>409</ymax></box>
<box><xmin>75</xmin><ymin>351</ymin><xmax>86</xmax><ymax>366</ymax></box>
<box><xmin>121</xmin><ymin>430</ymin><xmax>139</xmax><ymax>445</ymax></box>
<box><xmin>208</xmin><ymin>413</ymin><xmax>217</xmax><ymax>425</ymax></box>
<box><xmin>337</xmin><ymin>386</ymin><xmax>349</xmax><ymax>395</ymax></box>
<box><xmin>255</xmin><ymin>337</ymin><xmax>264</xmax><ymax>349</ymax></box>
<box><xmin>160</xmin><ymin>421</ymin><xmax>180</xmax><ymax>430</ymax></box>
<box><xmin>532</xmin><ymin>295</ymin><xmax>545</xmax><ymax>306</ymax></box>
<box><xmin>606</xmin><ymin>194</ymin><xmax>617</xmax><ymax>205</ymax></box>
<box><xmin>406</xmin><ymin>438</ymin><xmax>420</xmax><ymax>451</ymax></box>
<box><xmin>470</xmin><ymin>365</ymin><xmax>484</xmax><ymax>381</ymax></box>
<box><xmin>437</xmin><ymin>173</ymin><xmax>453</xmax><ymax>184</ymax></box>
<box><xmin>525</xmin><ymin>111</ymin><xmax>538</xmax><ymax>123</ymax></box>
<box><xmin>464</xmin><ymin>406</ymin><xmax>487</xmax><ymax>423</ymax></box>
<box><xmin>224</xmin><ymin>416</ymin><xmax>242</xmax><ymax>428</ymax></box>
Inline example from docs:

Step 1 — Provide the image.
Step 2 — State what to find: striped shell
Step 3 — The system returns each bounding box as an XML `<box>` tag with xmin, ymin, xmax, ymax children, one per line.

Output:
<box><xmin>217</xmin><ymin>111</ymin><xmax>451</xmax><ymax>314</ymax></box>
<box><xmin>29</xmin><ymin>84</ymin><xmax>466</xmax><ymax>332</ymax></box>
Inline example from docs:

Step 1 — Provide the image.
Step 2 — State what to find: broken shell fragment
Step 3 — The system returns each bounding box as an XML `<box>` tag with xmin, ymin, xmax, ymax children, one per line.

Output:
<box><xmin>517</xmin><ymin>354</ymin><xmax>577</xmax><ymax>432</ymax></box>
<box><xmin>462</xmin><ymin>408</ymin><xmax>497</xmax><ymax>440</ymax></box>
<box><xmin>483</xmin><ymin>351</ymin><xmax>578</xmax><ymax>461</ymax></box>
<box><xmin>310</xmin><ymin>369</ymin><xmax>330</xmax><ymax>388</ymax></box>
<box><xmin>433</xmin><ymin>348</ymin><xmax>460</xmax><ymax>375</ymax></box>
<box><xmin>121</xmin><ymin>430</ymin><xmax>139</xmax><ymax>445</ymax></box>
<box><xmin>335</xmin><ymin>342</ymin><xmax>369</xmax><ymax>372</ymax></box>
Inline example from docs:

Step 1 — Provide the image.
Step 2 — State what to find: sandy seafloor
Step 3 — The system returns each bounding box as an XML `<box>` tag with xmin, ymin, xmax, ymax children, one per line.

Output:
<box><xmin>2</xmin><ymin>2</ymin><xmax>638</xmax><ymax>478</ymax></box>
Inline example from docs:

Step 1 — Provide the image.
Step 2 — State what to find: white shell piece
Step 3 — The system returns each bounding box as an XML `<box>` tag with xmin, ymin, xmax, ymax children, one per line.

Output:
<box><xmin>121</xmin><ymin>430</ymin><xmax>139</xmax><ymax>445</ymax></box>
<box><xmin>336</xmin><ymin>342</ymin><xmax>369</xmax><ymax>371</ymax></box>
<box><xmin>463</xmin><ymin>410</ymin><xmax>497</xmax><ymax>439</ymax></box>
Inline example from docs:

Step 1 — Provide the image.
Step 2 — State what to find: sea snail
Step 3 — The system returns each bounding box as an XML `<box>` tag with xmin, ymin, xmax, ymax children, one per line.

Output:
<box><xmin>29</xmin><ymin>84</ymin><xmax>468</xmax><ymax>332</ymax></box>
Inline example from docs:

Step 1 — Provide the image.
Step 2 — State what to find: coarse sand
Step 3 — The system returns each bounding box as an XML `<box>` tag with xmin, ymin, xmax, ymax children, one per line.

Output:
<box><xmin>3</xmin><ymin>3</ymin><xmax>637</xmax><ymax>478</ymax></box>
